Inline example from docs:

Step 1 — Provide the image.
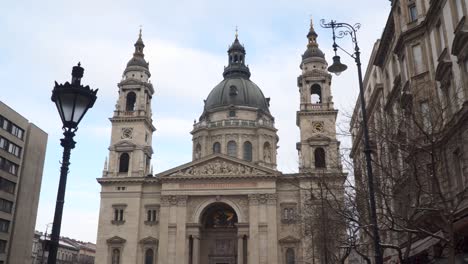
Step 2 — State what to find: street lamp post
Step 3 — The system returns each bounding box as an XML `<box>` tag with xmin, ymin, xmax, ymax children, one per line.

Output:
<box><xmin>47</xmin><ymin>63</ymin><xmax>98</xmax><ymax>264</ymax></box>
<box><xmin>320</xmin><ymin>19</ymin><xmax>383</xmax><ymax>264</ymax></box>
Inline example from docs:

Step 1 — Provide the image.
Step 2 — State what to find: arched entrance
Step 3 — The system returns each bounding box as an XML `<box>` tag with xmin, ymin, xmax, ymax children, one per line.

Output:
<box><xmin>199</xmin><ymin>203</ymin><xmax>238</xmax><ymax>264</ymax></box>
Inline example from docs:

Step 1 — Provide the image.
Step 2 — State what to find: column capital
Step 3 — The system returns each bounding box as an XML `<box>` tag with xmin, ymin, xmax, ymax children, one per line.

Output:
<box><xmin>248</xmin><ymin>194</ymin><xmax>259</xmax><ymax>205</ymax></box>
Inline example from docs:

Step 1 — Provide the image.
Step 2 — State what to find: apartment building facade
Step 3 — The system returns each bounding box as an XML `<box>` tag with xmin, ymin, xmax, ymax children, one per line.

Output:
<box><xmin>350</xmin><ymin>0</ymin><xmax>467</xmax><ymax>262</ymax></box>
<box><xmin>0</xmin><ymin>101</ymin><xmax>47</xmax><ymax>264</ymax></box>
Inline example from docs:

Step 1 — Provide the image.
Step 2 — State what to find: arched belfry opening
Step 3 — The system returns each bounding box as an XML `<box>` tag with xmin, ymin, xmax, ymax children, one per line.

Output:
<box><xmin>196</xmin><ymin>202</ymin><xmax>242</xmax><ymax>264</ymax></box>
<box><xmin>311</xmin><ymin>84</ymin><xmax>322</xmax><ymax>104</ymax></box>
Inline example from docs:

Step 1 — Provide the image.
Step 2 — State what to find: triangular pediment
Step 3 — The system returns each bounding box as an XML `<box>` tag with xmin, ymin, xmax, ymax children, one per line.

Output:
<box><xmin>139</xmin><ymin>236</ymin><xmax>158</xmax><ymax>245</ymax></box>
<box><xmin>279</xmin><ymin>235</ymin><xmax>300</xmax><ymax>244</ymax></box>
<box><xmin>156</xmin><ymin>154</ymin><xmax>278</xmax><ymax>178</ymax></box>
<box><xmin>106</xmin><ymin>236</ymin><xmax>126</xmax><ymax>245</ymax></box>
<box><xmin>112</xmin><ymin>140</ymin><xmax>137</xmax><ymax>150</ymax></box>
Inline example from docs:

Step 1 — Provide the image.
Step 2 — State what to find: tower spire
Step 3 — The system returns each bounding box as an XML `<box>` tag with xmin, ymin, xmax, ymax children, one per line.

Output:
<box><xmin>307</xmin><ymin>18</ymin><xmax>319</xmax><ymax>48</ymax></box>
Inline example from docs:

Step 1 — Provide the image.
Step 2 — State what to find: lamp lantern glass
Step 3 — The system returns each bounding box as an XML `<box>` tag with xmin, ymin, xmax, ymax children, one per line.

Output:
<box><xmin>328</xmin><ymin>55</ymin><xmax>348</xmax><ymax>75</ymax></box>
<box><xmin>51</xmin><ymin>64</ymin><xmax>97</xmax><ymax>130</ymax></box>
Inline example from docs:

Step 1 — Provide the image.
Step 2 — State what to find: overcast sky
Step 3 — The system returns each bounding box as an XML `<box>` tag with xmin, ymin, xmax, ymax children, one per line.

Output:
<box><xmin>0</xmin><ymin>0</ymin><xmax>390</xmax><ymax>243</ymax></box>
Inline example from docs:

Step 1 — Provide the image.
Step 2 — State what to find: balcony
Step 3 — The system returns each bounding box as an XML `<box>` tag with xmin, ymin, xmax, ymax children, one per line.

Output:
<box><xmin>192</xmin><ymin>119</ymin><xmax>275</xmax><ymax>130</ymax></box>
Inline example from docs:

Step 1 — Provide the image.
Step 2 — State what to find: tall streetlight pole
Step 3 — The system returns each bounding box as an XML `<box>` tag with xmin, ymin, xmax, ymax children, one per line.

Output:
<box><xmin>47</xmin><ymin>63</ymin><xmax>98</xmax><ymax>264</ymax></box>
<box><xmin>320</xmin><ymin>19</ymin><xmax>383</xmax><ymax>264</ymax></box>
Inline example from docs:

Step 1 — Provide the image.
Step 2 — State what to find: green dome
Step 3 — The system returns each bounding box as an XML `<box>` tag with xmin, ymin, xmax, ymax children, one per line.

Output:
<box><xmin>204</xmin><ymin>77</ymin><xmax>270</xmax><ymax>113</ymax></box>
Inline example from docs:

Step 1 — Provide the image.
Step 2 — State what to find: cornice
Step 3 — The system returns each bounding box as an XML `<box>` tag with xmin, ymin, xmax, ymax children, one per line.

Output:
<box><xmin>160</xmin><ymin>174</ymin><xmax>278</xmax><ymax>182</ymax></box>
<box><xmin>109</xmin><ymin>116</ymin><xmax>156</xmax><ymax>132</ymax></box>
<box><xmin>97</xmin><ymin>176</ymin><xmax>160</xmax><ymax>185</ymax></box>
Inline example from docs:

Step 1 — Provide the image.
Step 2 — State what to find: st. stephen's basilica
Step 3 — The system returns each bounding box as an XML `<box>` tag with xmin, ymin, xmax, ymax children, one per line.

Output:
<box><xmin>96</xmin><ymin>20</ymin><xmax>345</xmax><ymax>264</ymax></box>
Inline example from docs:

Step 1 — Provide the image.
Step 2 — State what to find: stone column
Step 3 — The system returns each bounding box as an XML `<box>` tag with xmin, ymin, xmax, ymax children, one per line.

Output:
<box><xmin>267</xmin><ymin>194</ymin><xmax>278</xmax><ymax>264</ymax></box>
<box><xmin>175</xmin><ymin>196</ymin><xmax>188</xmax><ymax>264</ymax></box>
<box><xmin>192</xmin><ymin>235</ymin><xmax>200</xmax><ymax>264</ymax></box>
<box><xmin>248</xmin><ymin>194</ymin><xmax>259</xmax><ymax>263</ymax></box>
<box><xmin>157</xmin><ymin>196</ymin><xmax>171</xmax><ymax>264</ymax></box>
<box><xmin>187</xmin><ymin>224</ymin><xmax>201</xmax><ymax>264</ymax></box>
<box><xmin>236</xmin><ymin>223</ymin><xmax>249</xmax><ymax>264</ymax></box>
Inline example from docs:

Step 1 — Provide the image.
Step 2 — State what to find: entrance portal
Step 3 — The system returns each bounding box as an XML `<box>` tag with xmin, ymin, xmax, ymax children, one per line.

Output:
<box><xmin>199</xmin><ymin>203</ymin><xmax>238</xmax><ymax>264</ymax></box>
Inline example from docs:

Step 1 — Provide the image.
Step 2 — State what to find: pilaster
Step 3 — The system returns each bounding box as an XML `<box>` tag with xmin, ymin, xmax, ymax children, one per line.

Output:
<box><xmin>248</xmin><ymin>194</ymin><xmax>259</xmax><ymax>263</ymax></box>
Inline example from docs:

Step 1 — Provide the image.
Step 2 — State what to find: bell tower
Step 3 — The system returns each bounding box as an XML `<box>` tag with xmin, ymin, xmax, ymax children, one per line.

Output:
<box><xmin>296</xmin><ymin>20</ymin><xmax>342</xmax><ymax>173</ymax></box>
<box><xmin>104</xmin><ymin>30</ymin><xmax>156</xmax><ymax>178</ymax></box>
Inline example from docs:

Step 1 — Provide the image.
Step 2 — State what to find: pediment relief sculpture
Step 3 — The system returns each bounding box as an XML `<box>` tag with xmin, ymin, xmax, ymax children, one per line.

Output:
<box><xmin>170</xmin><ymin>159</ymin><xmax>268</xmax><ymax>177</ymax></box>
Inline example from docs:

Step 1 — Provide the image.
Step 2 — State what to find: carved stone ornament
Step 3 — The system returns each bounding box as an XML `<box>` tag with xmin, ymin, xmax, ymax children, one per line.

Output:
<box><xmin>160</xmin><ymin>195</ymin><xmax>187</xmax><ymax>207</ymax></box>
<box><xmin>170</xmin><ymin>160</ymin><xmax>267</xmax><ymax>176</ymax></box>
<box><xmin>248</xmin><ymin>193</ymin><xmax>275</xmax><ymax>205</ymax></box>
<box><xmin>121</xmin><ymin>127</ymin><xmax>133</xmax><ymax>139</ymax></box>
<box><xmin>311</xmin><ymin>121</ymin><xmax>325</xmax><ymax>133</ymax></box>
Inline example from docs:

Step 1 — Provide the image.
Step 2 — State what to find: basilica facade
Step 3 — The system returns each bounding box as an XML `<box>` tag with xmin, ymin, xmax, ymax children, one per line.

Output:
<box><xmin>95</xmin><ymin>21</ymin><xmax>345</xmax><ymax>264</ymax></box>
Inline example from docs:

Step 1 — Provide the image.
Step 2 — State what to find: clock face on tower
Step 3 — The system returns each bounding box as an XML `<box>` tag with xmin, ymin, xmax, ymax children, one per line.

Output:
<box><xmin>121</xmin><ymin>128</ymin><xmax>133</xmax><ymax>139</ymax></box>
<box><xmin>312</xmin><ymin>122</ymin><xmax>324</xmax><ymax>133</ymax></box>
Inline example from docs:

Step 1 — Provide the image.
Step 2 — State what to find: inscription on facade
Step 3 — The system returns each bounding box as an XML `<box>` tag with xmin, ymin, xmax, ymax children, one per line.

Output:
<box><xmin>179</xmin><ymin>182</ymin><xmax>257</xmax><ymax>189</ymax></box>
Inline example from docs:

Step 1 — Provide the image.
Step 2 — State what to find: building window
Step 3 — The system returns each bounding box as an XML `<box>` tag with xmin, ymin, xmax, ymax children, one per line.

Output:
<box><xmin>314</xmin><ymin>148</ymin><xmax>326</xmax><ymax>168</ymax></box>
<box><xmin>243</xmin><ymin>141</ymin><xmax>252</xmax><ymax>161</ymax></box>
<box><xmin>227</xmin><ymin>141</ymin><xmax>237</xmax><ymax>157</ymax></box>
<box><xmin>0</xmin><ymin>137</ymin><xmax>21</xmax><ymax>157</ymax></box>
<box><xmin>0</xmin><ymin>116</ymin><xmax>24</xmax><ymax>140</ymax></box>
<box><xmin>0</xmin><ymin>219</ymin><xmax>9</xmax><ymax>233</ymax></box>
<box><xmin>409</xmin><ymin>4</ymin><xmax>417</xmax><ymax>22</ymax></box>
<box><xmin>0</xmin><ymin>199</ymin><xmax>13</xmax><ymax>214</ymax></box>
<box><xmin>112</xmin><ymin>248</ymin><xmax>121</xmax><ymax>264</ymax></box>
<box><xmin>114</xmin><ymin>209</ymin><xmax>124</xmax><ymax>221</ymax></box>
<box><xmin>0</xmin><ymin>240</ymin><xmax>5</xmax><ymax>253</ymax></box>
<box><xmin>0</xmin><ymin>157</ymin><xmax>19</xmax><ymax>176</ymax></box>
<box><xmin>126</xmin><ymin>92</ymin><xmax>136</xmax><ymax>111</ymax></box>
<box><xmin>310</xmin><ymin>84</ymin><xmax>322</xmax><ymax>104</ymax></box>
<box><xmin>286</xmin><ymin>248</ymin><xmax>295</xmax><ymax>264</ymax></box>
<box><xmin>112</xmin><ymin>204</ymin><xmax>126</xmax><ymax>225</ymax></box>
<box><xmin>213</xmin><ymin>142</ymin><xmax>221</xmax><ymax>154</ymax></box>
<box><xmin>283</xmin><ymin>207</ymin><xmax>296</xmax><ymax>222</ymax></box>
<box><xmin>119</xmin><ymin>153</ymin><xmax>130</xmax><ymax>173</ymax></box>
<box><xmin>412</xmin><ymin>44</ymin><xmax>424</xmax><ymax>75</ymax></box>
<box><xmin>229</xmin><ymin>110</ymin><xmax>236</xmax><ymax>117</ymax></box>
<box><xmin>146</xmin><ymin>209</ymin><xmax>158</xmax><ymax>223</ymax></box>
<box><xmin>145</xmin><ymin>249</ymin><xmax>154</xmax><ymax>264</ymax></box>
<box><xmin>229</xmin><ymin>85</ymin><xmax>238</xmax><ymax>96</ymax></box>
<box><xmin>0</xmin><ymin>177</ymin><xmax>16</xmax><ymax>194</ymax></box>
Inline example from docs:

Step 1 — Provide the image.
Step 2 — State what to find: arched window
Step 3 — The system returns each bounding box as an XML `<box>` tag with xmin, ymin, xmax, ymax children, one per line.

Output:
<box><xmin>311</xmin><ymin>84</ymin><xmax>322</xmax><ymax>104</ymax></box>
<box><xmin>243</xmin><ymin>141</ymin><xmax>252</xmax><ymax>161</ymax></box>
<box><xmin>119</xmin><ymin>153</ymin><xmax>130</xmax><ymax>172</ymax></box>
<box><xmin>145</xmin><ymin>248</ymin><xmax>154</xmax><ymax>264</ymax></box>
<box><xmin>213</xmin><ymin>142</ymin><xmax>221</xmax><ymax>154</ymax></box>
<box><xmin>126</xmin><ymin>92</ymin><xmax>136</xmax><ymax>111</ymax></box>
<box><xmin>234</xmin><ymin>55</ymin><xmax>238</xmax><ymax>63</ymax></box>
<box><xmin>314</xmin><ymin>148</ymin><xmax>326</xmax><ymax>168</ymax></box>
<box><xmin>286</xmin><ymin>248</ymin><xmax>295</xmax><ymax>264</ymax></box>
<box><xmin>263</xmin><ymin>142</ymin><xmax>272</xmax><ymax>163</ymax></box>
<box><xmin>227</xmin><ymin>141</ymin><xmax>237</xmax><ymax>157</ymax></box>
<box><xmin>112</xmin><ymin>249</ymin><xmax>120</xmax><ymax>264</ymax></box>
